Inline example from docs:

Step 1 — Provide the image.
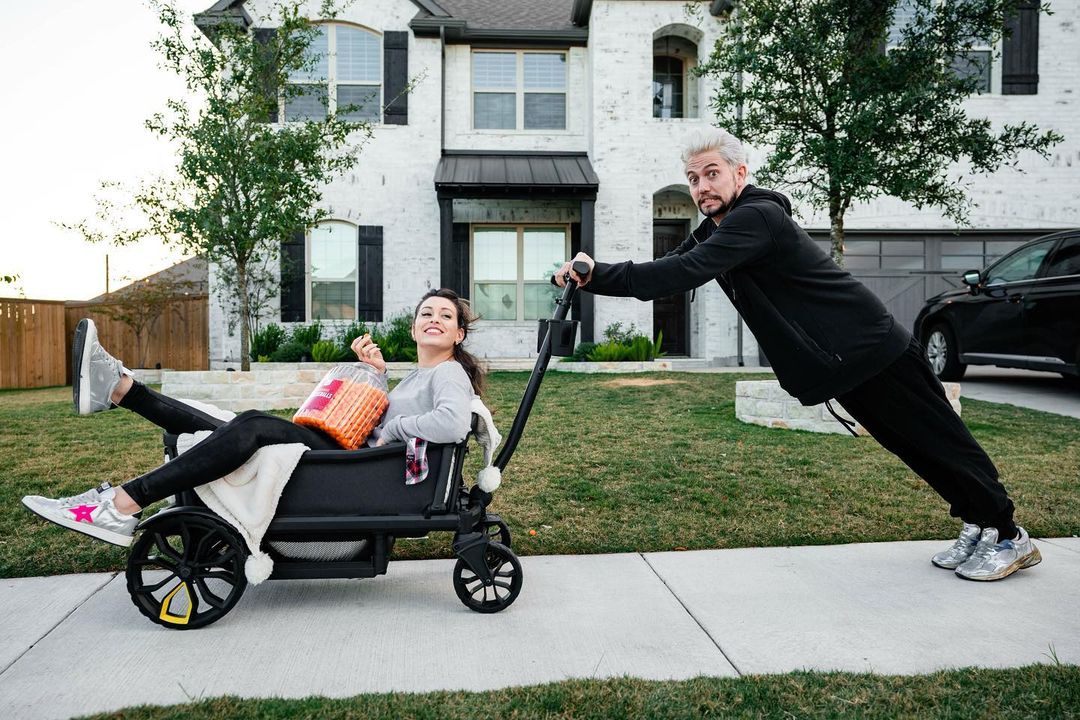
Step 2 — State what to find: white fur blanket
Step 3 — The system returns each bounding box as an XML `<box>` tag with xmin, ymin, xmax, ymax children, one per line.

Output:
<box><xmin>174</xmin><ymin>401</ymin><xmax>307</xmax><ymax>584</ymax></box>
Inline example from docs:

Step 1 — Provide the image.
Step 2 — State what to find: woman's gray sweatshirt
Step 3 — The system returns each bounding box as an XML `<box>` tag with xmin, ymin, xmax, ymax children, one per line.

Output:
<box><xmin>367</xmin><ymin>361</ymin><xmax>473</xmax><ymax>446</ymax></box>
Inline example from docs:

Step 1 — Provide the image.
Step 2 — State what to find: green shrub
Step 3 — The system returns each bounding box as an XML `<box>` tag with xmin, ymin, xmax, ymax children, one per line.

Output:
<box><xmin>372</xmin><ymin>310</ymin><xmax>417</xmax><ymax>362</ymax></box>
<box><xmin>268</xmin><ymin>339</ymin><xmax>308</xmax><ymax>363</ymax></box>
<box><xmin>602</xmin><ymin>321</ymin><xmax>638</xmax><ymax>346</ymax></box>
<box><xmin>583</xmin><ymin>331</ymin><xmax>664</xmax><ymax>362</ymax></box>
<box><xmin>337</xmin><ymin>321</ymin><xmax>370</xmax><ymax>351</ymax></box>
<box><xmin>311</xmin><ymin>339</ymin><xmax>349</xmax><ymax>363</ymax></box>
<box><xmin>586</xmin><ymin>341</ymin><xmax>628</xmax><ymax>362</ymax></box>
<box><xmin>571</xmin><ymin>341</ymin><xmax>596</xmax><ymax>362</ymax></box>
<box><xmin>250</xmin><ymin>323</ymin><xmax>287</xmax><ymax>361</ymax></box>
<box><xmin>289</xmin><ymin>322</ymin><xmax>323</xmax><ymax>353</ymax></box>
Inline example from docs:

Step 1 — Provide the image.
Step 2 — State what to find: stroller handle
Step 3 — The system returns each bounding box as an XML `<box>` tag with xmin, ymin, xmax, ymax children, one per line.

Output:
<box><xmin>494</xmin><ymin>260</ymin><xmax>589</xmax><ymax>471</ymax></box>
<box><xmin>550</xmin><ymin>260</ymin><xmax>593</xmax><ymax>287</ymax></box>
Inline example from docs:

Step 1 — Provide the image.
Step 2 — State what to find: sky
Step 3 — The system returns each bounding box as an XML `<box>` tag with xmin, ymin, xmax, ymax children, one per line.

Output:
<box><xmin>0</xmin><ymin>1</ymin><xmax>210</xmax><ymax>301</ymax></box>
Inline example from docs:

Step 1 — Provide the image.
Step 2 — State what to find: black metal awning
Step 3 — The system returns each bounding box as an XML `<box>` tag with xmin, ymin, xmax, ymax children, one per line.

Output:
<box><xmin>434</xmin><ymin>152</ymin><xmax>599</xmax><ymax>199</ymax></box>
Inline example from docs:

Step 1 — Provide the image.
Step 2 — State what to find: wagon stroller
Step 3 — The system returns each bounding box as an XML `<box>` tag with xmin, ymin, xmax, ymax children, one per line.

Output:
<box><xmin>124</xmin><ymin>262</ymin><xmax>590</xmax><ymax>629</ymax></box>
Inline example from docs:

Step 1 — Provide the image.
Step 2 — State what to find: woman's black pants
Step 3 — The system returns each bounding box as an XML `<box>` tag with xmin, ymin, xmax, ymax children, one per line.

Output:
<box><xmin>117</xmin><ymin>382</ymin><xmax>339</xmax><ymax>508</ymax></box>
<box><xmin>835</xmin><ymin>338</ymin><xmax>1016</xmax><ymax>538</ymax></box>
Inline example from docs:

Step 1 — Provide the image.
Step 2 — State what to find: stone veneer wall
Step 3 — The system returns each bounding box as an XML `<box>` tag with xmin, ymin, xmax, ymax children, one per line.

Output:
<box><xmin>161</xmin><ymin>363</ymin><xmax>413</xmax><ymax>412</ymax></box>
<box><xmin>735</xmin><ymin>380</ymin><xmax>961</xmax><ymax>436</ymax></box>
<box><xmin>162</xmin><ymin>360</ymin><xmax>683</xmax><ymax>411</ymax></box>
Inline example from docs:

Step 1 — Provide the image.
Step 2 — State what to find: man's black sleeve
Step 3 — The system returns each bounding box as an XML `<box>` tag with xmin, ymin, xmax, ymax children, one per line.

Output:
<box><xmin>587</xmin><ymin>206</ymin><xmax>775</xmax><ymax>300</ymax></box>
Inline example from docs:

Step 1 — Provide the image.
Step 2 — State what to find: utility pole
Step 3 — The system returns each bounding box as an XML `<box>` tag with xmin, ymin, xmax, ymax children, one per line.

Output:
<box><xmin>105</xmin><ymin>254</ymin><xmax>110</xmax><ymax>295</ymax></box>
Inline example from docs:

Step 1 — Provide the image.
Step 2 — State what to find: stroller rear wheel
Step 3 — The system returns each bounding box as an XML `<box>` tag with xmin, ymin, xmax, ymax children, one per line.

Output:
<box><xmin>126</xmin><ymin>512</ymin><xmax>248</xmax><ymax>629</ymax></box>
<box><xmin>453</xmin><ymin>541</ymin><xmax>522</xmax><ymax>613</ymax></box>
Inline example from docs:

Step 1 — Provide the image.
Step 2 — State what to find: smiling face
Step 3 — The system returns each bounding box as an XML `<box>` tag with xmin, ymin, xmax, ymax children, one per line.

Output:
<box><xmin>686</xmin><ymin>150</ymin><xmax>748</xmax><ymax>222</ymax></box>
<box><xmin>412</xmin><ymin>295</ymin><xmax>466</xmax><ymax>357</ymax></box>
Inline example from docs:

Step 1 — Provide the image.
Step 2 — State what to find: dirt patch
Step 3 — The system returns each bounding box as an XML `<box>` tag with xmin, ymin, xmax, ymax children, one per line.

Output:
<box><xmin>600</xmin><ymin>378</ymin><xmax>683</xmax><ymax>388</ymax></box>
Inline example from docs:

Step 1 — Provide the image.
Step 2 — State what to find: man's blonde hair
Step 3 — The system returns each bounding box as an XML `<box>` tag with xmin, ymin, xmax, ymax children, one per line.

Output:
<box><xmin>681</xmin><ymin>128</ymin><xmax>748</xmax><ymax>171</ymax></box>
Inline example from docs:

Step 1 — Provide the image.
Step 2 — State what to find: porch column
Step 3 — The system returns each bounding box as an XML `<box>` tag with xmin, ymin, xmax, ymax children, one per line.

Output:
<box><xmin>439</xmin><ymin>196</ymin><xmax>453</xmax><ymax>289</ymax></box>
<box><xmin>580</xmin><ymin>198</ymin><xmax>595</xmax><ymax>342</ymax></box>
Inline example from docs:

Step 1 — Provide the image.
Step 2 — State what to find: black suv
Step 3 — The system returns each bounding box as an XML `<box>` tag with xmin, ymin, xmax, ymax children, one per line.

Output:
<box><xmin>913</xmin><ymin>230</ymin><xmax>1080</xmax><ymax>381</ymax></box>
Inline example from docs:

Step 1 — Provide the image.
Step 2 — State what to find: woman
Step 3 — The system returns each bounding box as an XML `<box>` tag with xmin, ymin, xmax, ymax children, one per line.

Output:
<box><xmin>22</xmin><ymin>289</ymin><xmax>484</xmax><ymax>547</ymax></box>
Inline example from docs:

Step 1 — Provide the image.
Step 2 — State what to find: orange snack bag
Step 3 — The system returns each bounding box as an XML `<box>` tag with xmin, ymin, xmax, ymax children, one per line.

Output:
<box><xmin>293</xmin><ymin>364</ymin><xmax>390</xmax><ymax>449</ymax></box>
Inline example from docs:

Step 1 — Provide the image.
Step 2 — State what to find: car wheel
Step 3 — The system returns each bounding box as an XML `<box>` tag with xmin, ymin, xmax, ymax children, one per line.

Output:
<box><xmin>924</xmin><ymin>324</ymin><xmax>966</xmax><ymax>380</ymax></box>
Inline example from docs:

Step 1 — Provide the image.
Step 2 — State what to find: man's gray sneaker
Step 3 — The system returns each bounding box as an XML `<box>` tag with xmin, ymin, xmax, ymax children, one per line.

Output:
<box><xmin>955</xmin><ymin>526</ymin><xmax>1042</xmax><ymax>581</ymax></box>
<box><xmin>931</xmin><ymin>522</ymin><xmax>982</xmax><ymax>569</ymax></box>
<box><xmin>22</xmin><ymin>483</ymin><xmax>138</xmax><ymax>547</ymax></box>
<box><xmin>73</xmin><ymin>318</ymin><xmax>130</xmax><ymax>415</ymax></box>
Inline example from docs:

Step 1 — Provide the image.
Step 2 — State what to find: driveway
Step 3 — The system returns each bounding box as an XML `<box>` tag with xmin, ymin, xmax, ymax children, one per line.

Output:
<box><xmin>957</xmin><ymin>366</ymin><xmax>1080</xmax><ymax>419</ymax></box>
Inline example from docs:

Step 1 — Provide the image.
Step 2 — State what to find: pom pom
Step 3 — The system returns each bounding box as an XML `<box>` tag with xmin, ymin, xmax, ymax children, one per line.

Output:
<box><xmin>477</xmin><ymin>465</ymin><xmax>502</xmax><ymax>493</ymax></box>
<box><xmin>245</xmin><ymin>551</ymin><xmax>274</xmax><ymax>585</ymax></box>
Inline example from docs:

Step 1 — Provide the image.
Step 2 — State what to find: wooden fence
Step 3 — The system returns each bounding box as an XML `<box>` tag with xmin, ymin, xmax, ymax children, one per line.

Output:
<box><xmin>0</xmin><ymin>295</ymin><xmax>209</xmax><ymax>389</ymax></box>
<box><xmin>0</xmin><ymin>299</ymin><xmax>68</xmax><ymax>389</ymax></box>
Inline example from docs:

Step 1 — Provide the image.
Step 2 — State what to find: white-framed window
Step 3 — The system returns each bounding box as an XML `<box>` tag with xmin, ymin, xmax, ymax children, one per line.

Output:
<box><xmin>471</xmin><ymin>225</ymin><xmax>569</xmax><ymax>320</ymax></box>
<box><xmin>887</xmin><ymin>0</ymin><xmax>993</xmax><ymax>94</ymax></box>
<box><xmin>286</xmin><ymin>23</ymin><xmax>382</xmax><ymax>122</ymax></box>
<box><xmin>308</xmin><ymin>220</ymin><xmax>357</xmax><ymax>320</ymax></box>
<box><xmin>472</xmin><ymin>50</ymin><xmax>567</xmax><ymax>130</ymax></box>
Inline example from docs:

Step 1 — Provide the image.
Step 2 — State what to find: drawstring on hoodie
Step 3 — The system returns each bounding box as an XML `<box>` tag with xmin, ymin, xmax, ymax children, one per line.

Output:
<box><xmin>825</xmin><ymin>400</ymin><xmax>859</xmax><ymax>437</ymax></box>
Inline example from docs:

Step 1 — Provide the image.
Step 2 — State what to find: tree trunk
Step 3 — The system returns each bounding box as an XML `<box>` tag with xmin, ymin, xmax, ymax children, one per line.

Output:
<box><xmin>237</xmin><ymin>263</ymin><xmax>251</xmax><ymax>372</ymax></box>
<box><xmin>829</xmin><ymin>196</ymin><xmax>845</xmax><ymax>268</ymax></box>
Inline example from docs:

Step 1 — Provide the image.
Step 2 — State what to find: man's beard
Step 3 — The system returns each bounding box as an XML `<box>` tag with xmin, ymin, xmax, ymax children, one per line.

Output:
<box><xmin>700</xmin><ymin>192</ymin><xmax>735</xmax><ymax>218</ymax></box>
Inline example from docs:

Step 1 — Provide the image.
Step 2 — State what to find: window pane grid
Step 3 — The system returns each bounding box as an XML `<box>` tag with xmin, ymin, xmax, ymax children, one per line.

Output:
<box><xmin>336</xmin><ymin>26</ymin><xmax>380</xmax><ymax>82</ymax></box>
<box><xmin>524</xmin><ymin>94</ymin><xmax>566</xmax><ymax>130</ymax></box>
<box><xmin>473</xmin><ymin>52</ymin><xmax>517</xmax><ymax>89</ymax></box>
<box><xmin>285</xmin><ymin>24</ymin><xmax>382</xmax><ymax>123</ymax></box>
<box><xmin>473</xmin><ymin>51</ymin><xmax>566</xmax><ymax>131</ymax></box>
<box><xmin>524</xmin><ymin>53</ymin><xmax>566</xmax><ymax>90</ymax></box>
<box><xmin>473</xmin><ymin>226</ymin><xmax>568</xmax><ymax>320</ymax></box>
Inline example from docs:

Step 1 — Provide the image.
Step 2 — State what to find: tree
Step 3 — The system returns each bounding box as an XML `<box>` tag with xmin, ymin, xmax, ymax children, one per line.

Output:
<box><xmin>697</xmin><ymin>0</ymin><xmax>1063</xmax><ymax>265</ymax></box>
<box><xmin>97</xmin><ymin>276</ymin><xmax>199</xmax><ymax>368</ymax></box>
<box><xmin>67</xmin><ymin>0</ymin><xmax>370</xmax><ymax>369</ymax></box>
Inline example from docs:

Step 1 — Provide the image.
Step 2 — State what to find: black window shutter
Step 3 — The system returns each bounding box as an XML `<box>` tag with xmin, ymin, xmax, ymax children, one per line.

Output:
<box><xmin>1002</xmin><ymin>1</ymin><xmax>1039</xmax><ymax>95</ymax></box>
<box><xmin>254</xmin><ymin>28</ymin><xmax>280</xmax><ymax>123</ymax></box>
<box><xmin>451</xmin><ymin>223</ymin><xmax>470</xmax><ymax>299</ymax></box>
<box><xmin>280</xmin><ymin>230</ymin><xmax>306</xmax><ymax>322</ymax></box>
<box><xmin>383</xmin><ymin>31</ymin><xmax>409</xmax><ymax>125</ymax></box>
<box><xmin>357</xmin><ymin>226</ymin><xmax>384</xmax><ymax>322</ymax></box>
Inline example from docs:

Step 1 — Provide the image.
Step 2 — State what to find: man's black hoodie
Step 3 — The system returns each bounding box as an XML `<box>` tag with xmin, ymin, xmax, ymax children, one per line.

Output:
<box><xmin>586</xmin><ymin>185</ymin><xmax>911</xmax><ymax>405</ymax></box>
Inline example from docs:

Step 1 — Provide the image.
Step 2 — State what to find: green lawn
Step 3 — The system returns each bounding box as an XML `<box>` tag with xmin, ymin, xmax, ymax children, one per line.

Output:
<box><xmin>80</xmin><ymin>668</ymin><xmax>1080</xmax><ymax>720</ymax></box>
<box><xmin>2</xmin><ymin>372</ymin><xmax>1078</xmax><ymax>577</ymax></box>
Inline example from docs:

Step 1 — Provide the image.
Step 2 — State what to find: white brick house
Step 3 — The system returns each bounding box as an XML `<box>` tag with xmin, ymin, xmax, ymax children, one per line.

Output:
<box><xmin>197</xmin><ymin>0</ymin><xmax>1079</xmax><ymax>368</ymax></box>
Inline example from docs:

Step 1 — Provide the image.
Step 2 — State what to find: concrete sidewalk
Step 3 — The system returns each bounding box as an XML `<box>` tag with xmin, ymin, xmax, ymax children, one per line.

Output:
<box><xmin>1</xmin><ymin>538</ymin><xmax>1077</xmax><ymax>720</ymax></box>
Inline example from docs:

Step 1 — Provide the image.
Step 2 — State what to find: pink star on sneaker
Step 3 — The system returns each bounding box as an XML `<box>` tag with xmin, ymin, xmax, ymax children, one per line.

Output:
<box><xmin>68</xmin><ymin>504</ymin><xmax>97</xmax><ymax>523</ymax></box>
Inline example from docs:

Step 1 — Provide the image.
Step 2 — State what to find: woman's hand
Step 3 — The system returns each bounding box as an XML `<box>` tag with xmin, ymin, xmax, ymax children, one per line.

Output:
<box><xmin>351</xmin><ymin>333</ymin><xmax>386</xmax><ymax>373</ymax></box>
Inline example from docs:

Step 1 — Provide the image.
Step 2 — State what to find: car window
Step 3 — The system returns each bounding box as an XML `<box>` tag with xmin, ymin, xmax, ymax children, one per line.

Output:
<box><xmin>1043</xmin><ymin>237</ymin><xmax>1080</xmax><ymax>279</ymax></box>
<box><xmin>985</xmin><ymin>240</ymin><xmax>1054</xmax><ymax>284</ymax></box>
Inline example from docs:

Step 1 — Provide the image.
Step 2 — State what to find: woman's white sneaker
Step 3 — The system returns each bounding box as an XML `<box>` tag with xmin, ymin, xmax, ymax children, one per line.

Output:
<box><xmin>72</xmin><ymin>318</ymin><xmax>130</xmax><ymax>415</ymax></box>
<box><xmin>22</xmin><ymin>483</ymin><xmax>138</xmax><ymax>547</ymax></box>
<box><xmin>955</xmin><ymin>527</ymin><xmax>1042</xmax><ymax>581</ymax></box>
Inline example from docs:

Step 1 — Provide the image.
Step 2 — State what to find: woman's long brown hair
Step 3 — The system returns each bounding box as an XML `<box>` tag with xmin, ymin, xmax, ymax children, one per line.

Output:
<box><xmin>414</xmin><ymin>289</ymin><xmax>486</xmax><ymax>396</ymax></box>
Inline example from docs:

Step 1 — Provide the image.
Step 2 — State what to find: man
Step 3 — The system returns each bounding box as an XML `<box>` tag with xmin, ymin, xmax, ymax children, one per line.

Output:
<box><xmin>555</xmin><ymin>128</ymin><xmax>1040</xmax><ymax>581</ymax></box>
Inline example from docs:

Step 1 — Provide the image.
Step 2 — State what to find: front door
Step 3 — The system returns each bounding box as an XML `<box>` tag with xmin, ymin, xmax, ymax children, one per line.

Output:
<box><xmin>652</xmin><ymin>220</ymin><xmax>690</xmax><ymax>356</ymax></box>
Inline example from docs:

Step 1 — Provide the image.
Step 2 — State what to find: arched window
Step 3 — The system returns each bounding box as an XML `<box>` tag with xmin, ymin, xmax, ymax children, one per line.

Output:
<box><xmin>286</xmin><ymin>23</ymin><xmax>382</xmax><ymax>122</ymax></box>
<box><xmin>653</xmin><ymin>29</ymin><xmax>701</xmax><ymax>119</ymax></box>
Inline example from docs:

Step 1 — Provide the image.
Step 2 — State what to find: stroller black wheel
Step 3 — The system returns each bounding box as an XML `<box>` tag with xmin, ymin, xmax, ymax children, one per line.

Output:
<box><xmin>483</xmin><ymin>517</ymin><xmax>512</xmax><ymax>547</ymax></box>
<box><xmin>453</xmin><ymin>541</ymin><xmax>522</xmax><ymax>613</ymax></box>
<box><xmin>126</xmin><ymin>513</ymin><xmax>247</xmax><ymax>629</ymax></box>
